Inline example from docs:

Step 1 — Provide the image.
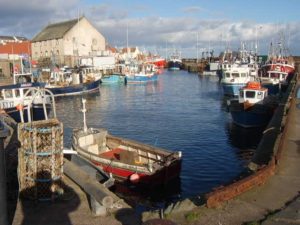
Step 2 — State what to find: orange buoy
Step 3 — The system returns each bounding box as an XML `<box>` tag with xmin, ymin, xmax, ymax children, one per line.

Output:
<box><xmin>16</xmin><ymin>104</ymin><xmax>24</xmax><ymax>111</ymax></box>
<box><xmin>129</xmin><ymin>173</ymin><xmax>140</xmax><ymax>183</ymax></box>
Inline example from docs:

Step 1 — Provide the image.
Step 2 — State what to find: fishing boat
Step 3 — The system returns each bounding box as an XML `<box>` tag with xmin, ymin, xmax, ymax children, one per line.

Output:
<box><xmin>228</xmin><ymin>81</ymin><xmax>278</xmax><ymax>128</ymax></box>
<box><xmin>71</xmin><ymin>99</ymin><xmax>182</xmax><ymax>187</ymax></box>
<box><xmin>0</xmin><ymin>82</ymin><xmax>54</xmax><ymax>123</ymax></box>
<box><xmin>45</xmin><ymin>66</ymin><xmax>101</xmax><ymax>96</ymax></box>
<box><xmin>124</xmin><ymin>63</ymin><xmax>158</xmax><ymax>84</ymax></box>
<box><xmin>147</xmin><ymin>56</ymin><xmax>167</xmax><ymax>68</ymax></box>
<box><xmin>168</xmin><ymin>51</ymin><xmax>182</xmax><ymax>71</ymax></box>
<box><xmin>259</xmin><ymin>36</ymin><xmax>295</xmax><ymax>81</ymax></box>
<box><xmin>221</xmin><ymin>66</ymin><xmax>254</xmax><ymax>96</ymax></box>
<box><xmin>100</xmin><ymin>74</ymin><xmax>125</xmax><ymax>85</ymax></box>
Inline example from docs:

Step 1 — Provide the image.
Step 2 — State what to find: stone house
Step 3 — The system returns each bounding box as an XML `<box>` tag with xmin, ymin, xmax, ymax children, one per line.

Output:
<box><xmin>31</xmin><ymin>16</ymin><xmax>106</xmax><ymax>67</ymax></box>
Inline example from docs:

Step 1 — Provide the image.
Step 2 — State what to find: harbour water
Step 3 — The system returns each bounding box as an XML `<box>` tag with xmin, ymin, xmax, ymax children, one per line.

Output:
<box><xmin>55</xmin><ymin>70</ymin><xmax>263</xmax><ymax>203</ymax></box>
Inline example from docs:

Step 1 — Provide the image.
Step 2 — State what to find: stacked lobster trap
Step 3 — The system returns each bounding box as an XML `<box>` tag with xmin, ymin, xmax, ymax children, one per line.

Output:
<box><xmin>18</xmin><ymin>118</ymin><xmax>64</xmax><ymax>201</ymax></box>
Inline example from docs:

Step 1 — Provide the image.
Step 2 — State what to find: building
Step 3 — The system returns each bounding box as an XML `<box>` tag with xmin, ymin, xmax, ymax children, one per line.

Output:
<box><xmin>0</xmin><ymin>36</ymin><xmax>31</xmax><ymax>78</ymax></box>
<box><xmin>31</xmin><ymin>16</ymin><xmax>106</xmax><ymax>67</ymax></box>
<box><xmin>120</xmin><ymin>47</ymin><xmax>141</xmax><ymax>61</ymax></box>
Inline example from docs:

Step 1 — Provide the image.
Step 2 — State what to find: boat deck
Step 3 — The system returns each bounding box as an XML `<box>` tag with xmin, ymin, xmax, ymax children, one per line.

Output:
<box><xmin>100</xmin><ymin>148</ymin><xmax>142</xmax><ymax>165</ymax></box>
<box><xmin>100</xmin><ymin>148</ymin><xmax>123</xmax><ymax>160</ymax></box>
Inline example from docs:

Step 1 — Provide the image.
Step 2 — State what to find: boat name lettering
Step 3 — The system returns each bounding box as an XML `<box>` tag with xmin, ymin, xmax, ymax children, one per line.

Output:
<box><xmin>20</xmin><ymin>83</ymin><xmax>33</xmax><ymax>88</ymax></box>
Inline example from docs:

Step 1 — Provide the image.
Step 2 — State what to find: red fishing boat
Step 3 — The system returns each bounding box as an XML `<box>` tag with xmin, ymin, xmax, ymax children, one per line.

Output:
<box><xmin>259</xmin><ymin>38</ymin><xmax>295</xmax><ymax>78</ymax></box>
<box><xmin>147</xmin><ymin>56</ymin><xmax>167</xmax><ymax>68</ymax></box>
<box><xmin>71</xmin><ymin>99</ymin><xmax>182</xmax><ymax>187</ymax></box>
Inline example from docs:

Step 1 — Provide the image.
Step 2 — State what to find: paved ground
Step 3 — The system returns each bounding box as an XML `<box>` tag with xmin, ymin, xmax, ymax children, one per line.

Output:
<box><xmin>12</xmin><ymin>175</ymin><xmax>141</xmax><ymax>225</ymax></box>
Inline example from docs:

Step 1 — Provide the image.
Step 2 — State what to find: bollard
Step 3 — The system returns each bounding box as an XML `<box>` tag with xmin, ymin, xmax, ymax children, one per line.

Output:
<box><xmin>0</xmin><ymin>119</ymin><xmax>9</xmax><ymax>225</ymax></box>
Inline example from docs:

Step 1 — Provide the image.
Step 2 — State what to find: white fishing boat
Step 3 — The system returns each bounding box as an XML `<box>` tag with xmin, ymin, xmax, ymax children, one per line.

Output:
<box><xmin>0</xmin><ymin>82</ymin><xmax>55</xmax><ymax>123</ymax></box>
<box><xmin>221</xmin><ymin>66</ymin><xmax>254</xmax><ymax>96</ymax></box>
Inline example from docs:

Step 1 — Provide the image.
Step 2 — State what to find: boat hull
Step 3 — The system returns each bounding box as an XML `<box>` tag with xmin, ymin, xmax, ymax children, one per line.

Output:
<box><xmin>91</xmin><ymin>158</ymin><xmax>181</xmax><ymax>187</ymax></box>
<box><xmin>125</xmin><ymin>74</ymin><xmax>158</xmax><ymax>84</ymax></box>
<box><xmin>168</xmin><ymin>61</ymin><xmax>182</xmax><ymax>71</ymax></box>
<box><xmin>46</xmin><ymin>79</ymin><xmax>100</xmax><ymax>96</ymax></box>
<box><xmin>260</xmin><ymin>63</ymin><xmax>295</xmax><ymax>76</ymax></box>
<box><xmin>72</xmin><ymin>128</ymin><xmax>182</xmax><ymax>187</ymax></box>
<box><xmin>230</xmin><ymin>103</ymin><xmax>275</xmax><ymax>128</ymax></box>
<box><xmin>222</xmin><ymin>83</ymin><xmax>246</xmax><ymax>96</ymax></box>
<box><xmin>5</xmin><ymin>104</ymin><xmax>52</xmax><ymax>123</ymax></box>
<box><xmin>261</xmin><ymin>82</ymin><xmax>288</xmax><ymax>95</ymax></box>
<box><xmin>101</xmin><ymin>74</ymin><xmax>125</xmax><ymax>84</ymax></box>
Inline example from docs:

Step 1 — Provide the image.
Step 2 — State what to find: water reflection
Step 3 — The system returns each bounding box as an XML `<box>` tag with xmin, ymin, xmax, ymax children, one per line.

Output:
<box><xmin>226</xmin><ymin>122</ymin><xmax>264</xmax><ymax>161</ymax></box>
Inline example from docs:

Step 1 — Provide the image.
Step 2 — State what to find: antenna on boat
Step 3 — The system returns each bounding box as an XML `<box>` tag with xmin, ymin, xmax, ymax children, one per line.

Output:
<box><xmin>81</xmin><ymin>98</ymin><xmax>88</xmax><ymax>133</ymax></box>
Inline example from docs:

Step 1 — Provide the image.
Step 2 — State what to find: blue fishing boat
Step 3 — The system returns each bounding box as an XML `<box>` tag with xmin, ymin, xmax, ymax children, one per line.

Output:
<box><xmin>228</xmin><ymin>82</ymin><xmax>277</xmax><ymax>128</ymax></box>
<box><xmin>124</xmin><ymin>63</ymin><xmax>158</xmax><ymax>84</ymax></box>
<box><xmin>0</xmin><ymin>82</ymin><xmax>54</xmax><ymax>123</ymax></box>
<box><xmin>45</xmin><ymin>66</ymin><xmax>101</xmax><ymax>96</ymax></box>
<box><xmin>100</xmin><ymin>74</ymin><xmax>125</xmax><ymax>84</ymax></box>
<box><xmin>46</xmin><ymin>78</ymin><xmax>100</xmax><ymax>96</ymax></box>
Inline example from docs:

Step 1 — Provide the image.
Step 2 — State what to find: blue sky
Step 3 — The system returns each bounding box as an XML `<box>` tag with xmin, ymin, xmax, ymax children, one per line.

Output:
<box><xmin>1</xmin><ymin>0</ymin><xmax>299</xmax><ymax>57</ymax></box>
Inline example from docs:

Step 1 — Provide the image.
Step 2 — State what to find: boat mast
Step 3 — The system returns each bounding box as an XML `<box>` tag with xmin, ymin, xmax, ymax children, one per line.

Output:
<box><xmin>81</xmin><ymin>98</ymin><xmax>88</xmax><ymax>133</ymax></box>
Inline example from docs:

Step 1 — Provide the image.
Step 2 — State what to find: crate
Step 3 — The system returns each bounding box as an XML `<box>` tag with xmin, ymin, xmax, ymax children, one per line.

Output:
<box><xmin>18</xmin><ymin>118</ymin><xmax>64</xmax><ymax>201</ymax></box>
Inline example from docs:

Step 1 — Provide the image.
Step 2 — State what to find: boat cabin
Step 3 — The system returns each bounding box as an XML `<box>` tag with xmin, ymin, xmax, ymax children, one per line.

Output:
<box><xmin>259</xmin><ymin>70</ymin><xmax>288</xmax><ymax>84</ymax></box>
<box><xmin>222</xmin><ymin>67</ymin><xmax>250</xmax><ymax>82</ymax></box>
<box><xmin>239</xmin><ymin>82</ymin><xmax>268</xmax><ymax>104</ymax></box>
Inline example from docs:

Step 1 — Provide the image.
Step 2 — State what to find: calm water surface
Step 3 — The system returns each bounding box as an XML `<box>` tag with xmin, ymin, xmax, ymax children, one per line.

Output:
<box><xmin>55</xmin><ymin>70</ymin><xmax>262</xmax><ymax>201</ymax></box>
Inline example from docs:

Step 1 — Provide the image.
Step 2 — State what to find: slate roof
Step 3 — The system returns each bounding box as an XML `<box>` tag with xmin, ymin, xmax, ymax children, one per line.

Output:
<box><xmin>32</xmin><ymin>17</ymin><xmax>82</xmax><ymax>42</ymax></box>
<box><xmin>0</xmin><ymin>36</ymin><xmax>28</xmax><ymax>42</ymax></box>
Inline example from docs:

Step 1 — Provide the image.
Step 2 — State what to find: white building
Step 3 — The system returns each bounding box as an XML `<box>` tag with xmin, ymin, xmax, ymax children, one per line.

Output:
<box><xmin>31</xmin><ymin>16</ymin><xmax>106</xmax><ymax>66</ymax></box>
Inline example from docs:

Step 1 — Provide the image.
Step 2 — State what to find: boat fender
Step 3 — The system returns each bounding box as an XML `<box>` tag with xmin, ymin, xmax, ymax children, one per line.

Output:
<box><xmin>129</xmin><ymin>173</ymin><xmax>140</xmax><ymax>183</ymax></box>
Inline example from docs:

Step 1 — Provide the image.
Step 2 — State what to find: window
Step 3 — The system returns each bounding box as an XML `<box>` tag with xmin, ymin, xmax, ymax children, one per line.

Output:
<box><xmin>270</xmin><ymin>73</ymin><xmax>279</xmax><ymax>79</ymax></box>
<box><xmin>232</xmin><ymin>73</ymin><xmax>240</xmax><ymax>78</ymax></box>
<box><xmin>257</xmin><ymin>91</ymin><xmax>263</xmax><ymax>99</ymax></box>
<box><xmin>245</xmin><ymin>91</ymin><xmax>255</xmax><ymax>98</ymax></box>
<box><xmin>92</xmin><ymin>38</ymin><xmax>97</xmax><ymax>45</ymax></box>
<box><xmin>241</xmin><ymin>73</ymin><xmax>246</xmax><ymax>77</ymax></box>
<box><xmin>225</xmin><ymin>73</ymin><xmax>230</xmax><ymax>78</ymax></box>
<box><xmin>45</xmin><ymin>51</ymin><xmax>48</xmax><ymax>56</ymax></box>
